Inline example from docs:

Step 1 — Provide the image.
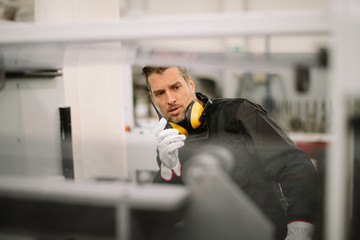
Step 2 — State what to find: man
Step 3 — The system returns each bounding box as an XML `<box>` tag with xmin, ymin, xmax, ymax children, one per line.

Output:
<box><xmin>142</xmin><ymin>66</ymin><xmax>316</xmax><ymax>240</ymax></box>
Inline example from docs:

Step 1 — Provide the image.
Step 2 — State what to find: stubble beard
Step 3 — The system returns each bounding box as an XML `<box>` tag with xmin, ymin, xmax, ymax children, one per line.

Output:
<box><xmin>167</xmin><ymin>111</ymin><xmax>186</xmax><ymax>123</ymax></box>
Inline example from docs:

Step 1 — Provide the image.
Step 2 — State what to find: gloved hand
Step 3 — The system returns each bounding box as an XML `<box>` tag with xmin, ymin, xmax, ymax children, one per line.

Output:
<box><xmin>154</xmin><ymin>118</ymin><xmax>186</xmax><ymax>181</ymax></box>
<box><xmin>285</xmin><ymin>221</ymin><xmax>314</xmax><ymax>240</ymax></box>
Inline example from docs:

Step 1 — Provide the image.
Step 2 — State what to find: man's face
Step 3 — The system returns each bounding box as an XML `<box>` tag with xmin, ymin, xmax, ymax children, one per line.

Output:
<box><xmin>148</xmin><ymin>67</ymin><xmax>196</xmax><ymax>123</ymax></box>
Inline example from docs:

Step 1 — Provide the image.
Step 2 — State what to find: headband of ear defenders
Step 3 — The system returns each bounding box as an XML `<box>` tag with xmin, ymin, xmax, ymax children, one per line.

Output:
<box><xmin>169</xmin><ymin>100</ymin><xmax>205</xmax><ymax>135</ymax></box>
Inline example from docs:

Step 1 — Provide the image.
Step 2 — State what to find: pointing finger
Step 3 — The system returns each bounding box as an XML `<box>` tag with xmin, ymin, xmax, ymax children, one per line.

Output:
<box><xmin>154</xmin><ymin>118</ymin><xmax>168</xmax><ymax>136</ymax></box>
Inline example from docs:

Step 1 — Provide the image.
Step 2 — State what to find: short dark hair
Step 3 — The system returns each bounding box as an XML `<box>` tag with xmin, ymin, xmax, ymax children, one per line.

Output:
<box><xmin>142</xmin><ymin>66</ymin><xmax>189</xmax><ymax>91</ymax></box>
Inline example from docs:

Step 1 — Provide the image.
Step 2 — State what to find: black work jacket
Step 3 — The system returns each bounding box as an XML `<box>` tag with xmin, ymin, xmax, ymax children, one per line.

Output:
<box><xmin>153</xmin><ymin>93</ymin><xmax>316</xmax><ymax>238</ymax></box>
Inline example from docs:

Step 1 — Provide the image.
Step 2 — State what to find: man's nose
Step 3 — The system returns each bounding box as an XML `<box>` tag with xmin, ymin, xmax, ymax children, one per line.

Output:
<box><xmin>166</xmin><ymin>92</ymin><xmax>176</xmax><ymax>104</ymax></box>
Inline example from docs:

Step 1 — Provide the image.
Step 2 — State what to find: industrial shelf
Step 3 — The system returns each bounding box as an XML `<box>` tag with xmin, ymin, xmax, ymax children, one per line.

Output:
<box><xmin>0</xmin><ymin>10</ymin><xmax>329</xmax><ymax>45</ymax></box>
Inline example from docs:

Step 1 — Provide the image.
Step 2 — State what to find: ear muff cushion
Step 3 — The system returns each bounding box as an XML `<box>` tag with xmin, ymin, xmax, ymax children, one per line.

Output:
<box><xmin>188</xmin><ymin>101</ymin><xmax>204</xmax><ymax>129</ymax></box>
<box><xmin>169</xmin><ymin>122</ymin><xmax>188</xmax><ymax>135</ymax></box>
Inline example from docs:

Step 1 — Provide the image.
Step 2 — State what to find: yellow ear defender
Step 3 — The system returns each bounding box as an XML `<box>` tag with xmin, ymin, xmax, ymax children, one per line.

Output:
<box><xmin>168</xmin><ymin>122</ymin><xmax>189</xmax><ymax>135</ymax></box>
<box><xmin>169</xmin><ymin>100</ymin><xmax>204</xmax><ymax>135</ymax></box>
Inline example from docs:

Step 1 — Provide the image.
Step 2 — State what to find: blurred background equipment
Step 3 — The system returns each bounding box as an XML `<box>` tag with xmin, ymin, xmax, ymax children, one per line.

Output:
<box><xmin>181</xmin><ymin>145</ymin><xmax>274</xmax><ymax>240</ymax></box>
<box><xmin>348</xmin><ymin>113</ymin><xmax>360</xmax><ymax>240</ymax></box>
<box><xmin>295</xmin><ymin>64</ymin><xmax>311</xmax><ymax>93</ymax></box>
<box><xmin>0</xmin><ymin>50</ymin><xmax>4</xmax><ymax>91</ymax></box>
<box><xmin>0</xmin><ymin>176</ymin><xmax>189</xmax><ymax>240</ymax></box>
<box><xmin>0</xmin><ymin>145</ymin><xmax>274</xmax><ymax>240</ymax></box>
<box><xmin>0</xmin><ymin>0</ymin><xmax>33</xmax><ymax>22</ymax></box>
<box><xmin>59</xmin><ymin>107</ymin><xmax>74</xmax><ymax>180</ymax></box>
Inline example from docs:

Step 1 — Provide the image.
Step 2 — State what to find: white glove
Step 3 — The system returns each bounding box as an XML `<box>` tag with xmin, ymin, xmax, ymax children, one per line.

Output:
<box><xmin>285</xmin><ymin>221</ymin><xmax>314</xmax><ymax>240</ymax></box>
<box><xmin>154</xmin><ymin>118</ymin><xmax>186</xmax><ymax>180</ymax></box>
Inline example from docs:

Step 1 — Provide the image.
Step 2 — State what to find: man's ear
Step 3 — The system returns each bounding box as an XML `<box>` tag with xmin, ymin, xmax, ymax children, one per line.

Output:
<box><xmin>189</xmin><ymin>76</ymin><xmax>196</xmax><ymax>92</ymax></box>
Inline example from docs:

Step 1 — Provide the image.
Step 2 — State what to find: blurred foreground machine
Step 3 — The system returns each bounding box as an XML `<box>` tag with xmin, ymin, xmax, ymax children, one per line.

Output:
<box><xmin>0</xmin><ymin>146</ymin><xmax>273</xmax><ymax>240</ymax></box>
